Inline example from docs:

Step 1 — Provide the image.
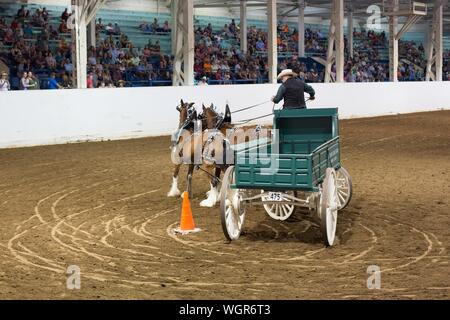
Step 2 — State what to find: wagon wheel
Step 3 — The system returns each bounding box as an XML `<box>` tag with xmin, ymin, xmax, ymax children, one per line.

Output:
<box><xmin>336</xmin><ymin>167</ymin><xmax>353</xmax><ymax>210</ymax></box>
<box><xmin>261</xmin><ymin>191</ymin><xmax>296</xmax><ymax>221</ymax></box>
<box><xmin>220</xmin><ymin>166</ymin><xmax>246</xmax><ymax>241</ymax></box>
<box><xmin>319</xmin><ymin>168</ymin><xmax>339</xmax><ymax>247</ymax></box>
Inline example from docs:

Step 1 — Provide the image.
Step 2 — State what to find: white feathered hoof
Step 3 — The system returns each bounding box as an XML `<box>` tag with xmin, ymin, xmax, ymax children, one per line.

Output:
<box><xmin>167</xmin><ymin>178</ymin><xmax>181</xmax><ymax>197</ymax></box>
<box><xmin>167</xmin><ymin>188</ymin><xmax>181</xmax><ymax>197</ymax></box>
<box><xmin>200</xmin><ymin>185</ymin><xmax>219</xmax><ymax>207</ymax></box>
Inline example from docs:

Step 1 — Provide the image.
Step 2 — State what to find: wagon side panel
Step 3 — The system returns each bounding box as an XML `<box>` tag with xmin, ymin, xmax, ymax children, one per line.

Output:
<box><xmin>311</xmin><ymin>138</ymin><xmax>341</xmax><ymax>187</ymax></box>
<box><xmin>235</xmin><ymin>150</ymin><xmax>313</xmax><ymax>191</ymax></box>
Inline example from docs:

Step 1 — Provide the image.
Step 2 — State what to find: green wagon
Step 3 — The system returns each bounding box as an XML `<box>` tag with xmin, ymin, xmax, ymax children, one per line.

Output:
<box><xmin>220</xmin><ymin>108</ymin><xmax>353</xmax><ymax>246</ymax></box>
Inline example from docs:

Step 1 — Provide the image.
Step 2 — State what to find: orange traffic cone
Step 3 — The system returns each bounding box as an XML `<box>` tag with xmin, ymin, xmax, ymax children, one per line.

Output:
<box><xmin>174</xmin><ymin>192</ymin><xmax>201</xmax><ymax>235</ymax></box>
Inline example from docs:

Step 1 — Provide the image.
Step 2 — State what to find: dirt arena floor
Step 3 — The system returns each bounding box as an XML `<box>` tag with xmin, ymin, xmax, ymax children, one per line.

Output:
<box><xmin>0</xmin><ymin>110</ymin><xmax>449</xmax><ymax>300</ymax></box>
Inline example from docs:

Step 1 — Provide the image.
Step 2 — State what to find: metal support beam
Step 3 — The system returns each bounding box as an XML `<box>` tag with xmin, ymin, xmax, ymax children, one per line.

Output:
<box><xmin>388</xmin><ymin>0</ymin><xmax>399</xmax><ymax>82</ymax></box>
<box><xmin>71</xmin><ymin>0</ymin><xmax>106</xmax><ymax>89</ymax></box>
<box><xmin>172</xmin><ymin>0</ymin><xmax>195</xmax><ymax>86</ymax></box>
<box><xmin>240</xmin><ymin>0</ymin><xmax>248</xmax><ymax>53</ymax></box>
<box><xmin>395</xmin><ymin>14</ymin><xmax>423</xmax><ymax>40</ymax></box>
<box><xmin>348</xmin><ymin>9</ymin><xmax>353</xmax><ymax>59</ymax></box>
<box><xmin>88</xmin><ymin>19</ymin><xmax>96</xmax><ymax>48</ymax></box>
<box><xmin>426</xmin><ymin>0</ymin><xmax>447</xmax><ymax>81</ymax></box>
<box><xmin>325</xmin><ymin>0</ymin><xmax>344</xmax><ymax>83</ymax></box>
<box><xmin>298</xmin><ymin>0</ymin><xmax>305</xmax><ymax>57</ymax></box>
<box><xmin>71</xmin><ymin>0</ymin><xmax>87</xmax><ymax>89</ymax></box>
<box><xmin>267</xmin><ymin>0</ymin><xmax>277</xmax><ymax>83</ymax></box>
<box><xmin>171</xmin><ymin>0</ymin><xmax>177</xmax><ymax>55</ymax></box>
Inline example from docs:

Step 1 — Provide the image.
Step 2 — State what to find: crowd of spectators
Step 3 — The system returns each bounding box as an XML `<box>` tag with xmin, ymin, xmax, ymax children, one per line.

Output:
<box><xmin>139</xmin><ymin>18</ymin><xmax>171</xmax><ymax>34</ymax></box>
<box><xmin>0</xmin><ymin>4</ymin><xmax>74</xmax><ymax>89</ymax></box>
<box><xmin>1</xmin><ymin>4</ymin><xmax>449</xmax><ymax>91</ymax></box>
<box><xmin>444</xmin><ymin>50</ymin><xmax>450</xmax><ymax>80</ymax></box>
<box><xmin>87</xmin><ymin>17</ymin><xmax>173</xmax><ymax>88</ymax></box>
<box><xmin>194</xmin><ymin>20</ymin><xmax>267</xmax><ymax>84</ymax></box>
<box><xmin>192</xmin><ymin>19</ymin><xmax>327</xmax><ymax>84</ymax></box>
<box><xmin>86</xmin><ymin>36</ymin><xmax>173</xmax><ymax>88</ymax></box>
<box><xmin>0</xmin><ymin>5</ymin><xmax>175</xmax><ymax>89</ymax></box>
<box><xmin>397</xmin><ymin>40</ymin><xmax>426</xmax><ymax>81</ymax></box>
<box><xmin>344</xmin><ymin>29</ymin><xmax>388</xmax><ymax>82</ymax></box>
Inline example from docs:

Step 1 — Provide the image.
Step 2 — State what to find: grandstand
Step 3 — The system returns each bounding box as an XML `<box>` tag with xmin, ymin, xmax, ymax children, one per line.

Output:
<box><xmin>0</xmin><ymin>0</ymin><xmax>449</xmax><ymax>89</ymax></box>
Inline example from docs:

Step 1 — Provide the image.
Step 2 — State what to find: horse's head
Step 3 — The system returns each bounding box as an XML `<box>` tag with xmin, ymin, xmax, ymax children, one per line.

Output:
<box><xmin>202</xmin><ymin>103</ymin><xmax>226</xmax><ymax>130</ymax></box>
<box><xmin>177</xmin><ymin>99</ymin><xmax>196</xmax><ymax>129</ymax></box>
<box><xmin>202</xmin><ymin>103</ymin><xmax>232</xmax><ymax>131</ymax></box>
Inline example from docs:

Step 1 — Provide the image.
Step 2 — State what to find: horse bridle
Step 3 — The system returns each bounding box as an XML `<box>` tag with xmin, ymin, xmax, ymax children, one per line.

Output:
<box><xmin>171</xmin><ymin>104</ymin><xmax>198</xmax><ymax>148</ymax></box>
<box><xmin>177</xmin><ymin>104</ymin><xmax>198</xmax><ymax>129</ymax></box>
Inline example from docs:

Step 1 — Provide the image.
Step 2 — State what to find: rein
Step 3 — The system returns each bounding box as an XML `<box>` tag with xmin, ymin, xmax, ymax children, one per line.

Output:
<box><xmin>231</xmin><ymin>100</ymin><xmax>272</xmax><ymax>114</ymax></box>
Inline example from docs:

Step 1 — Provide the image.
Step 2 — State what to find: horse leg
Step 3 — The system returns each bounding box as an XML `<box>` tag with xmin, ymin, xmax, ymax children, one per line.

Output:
<box><xmin>186</xmin><ymin>164</ymin><xmax>194</xmax><ymax>199</ymax></box>
<box><xmin>167</xmin><ymin>164</ymin><xmax>182</xmax><ymax>197</ymax></box>
<box><xmin>200</xmin><ymin>166</ymin><xmax>221</xmax><ymax>208</ymax></box>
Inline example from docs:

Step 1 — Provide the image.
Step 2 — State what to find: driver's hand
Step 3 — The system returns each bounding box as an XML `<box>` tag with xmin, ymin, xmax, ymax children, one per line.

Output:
<box><xmin>309</xmin><ymin>96</ymin><xmax>316</xmax><ymax>101</ymax></box>
<box><xmin>271</xmin><ymin>96</ymin><xmax>275</xmax><ymax>102</ymax></box>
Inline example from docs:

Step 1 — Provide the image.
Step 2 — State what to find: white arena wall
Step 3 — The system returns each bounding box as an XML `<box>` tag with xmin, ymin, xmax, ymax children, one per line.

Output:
<box><xmin>1</xmin><ymin>82</ymin><xmax>449</xmax><ymax>149</ymax></box>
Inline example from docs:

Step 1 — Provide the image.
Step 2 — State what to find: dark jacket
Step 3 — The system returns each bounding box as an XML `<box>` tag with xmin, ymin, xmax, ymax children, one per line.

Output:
<box><xmin>273</xmin><ymin>78</ymin><xmax>315</xmax><ymax>109</ymax></box>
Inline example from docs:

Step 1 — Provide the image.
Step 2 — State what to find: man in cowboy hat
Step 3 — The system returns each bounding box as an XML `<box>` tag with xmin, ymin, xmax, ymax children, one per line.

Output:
<box><xmin>271</xmin><ymin>69</ymin><xmax>315</xmax><ymax>109</ymax></box>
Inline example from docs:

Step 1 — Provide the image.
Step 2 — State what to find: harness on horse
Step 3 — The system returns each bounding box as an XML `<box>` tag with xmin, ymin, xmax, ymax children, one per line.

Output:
<box><xmin>171</xmin><ymin>106</ymin><xmax>198</xmax><ymax>148</ymax></box>
<box><xmin>201</xmin><ymin>105</ymin><xmax>234</xmax><ymax>166</ymax></box>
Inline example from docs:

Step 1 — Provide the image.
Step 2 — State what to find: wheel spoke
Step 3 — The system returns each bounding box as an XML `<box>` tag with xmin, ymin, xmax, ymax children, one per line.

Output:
<box><xmin>282</xmin><ymin>205</ymin><xmax>288</xmax><ymax>218</ymax></box>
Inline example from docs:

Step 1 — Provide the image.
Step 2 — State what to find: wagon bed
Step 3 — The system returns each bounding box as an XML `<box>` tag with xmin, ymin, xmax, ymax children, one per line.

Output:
<box><xmin>234</xmin><ymin>108</ymin><xmax>341</xmax><ymax>192</ymax></box>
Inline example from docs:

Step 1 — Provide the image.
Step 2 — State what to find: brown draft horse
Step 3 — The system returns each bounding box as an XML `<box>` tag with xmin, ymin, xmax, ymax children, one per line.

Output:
<box><xmin>167</xmin><ymin>99</ymin><xmax>201</xmax><ymax>198</ymax></box>
<box><xmin>199</xmin><ymin>104</ymin><xmax>271</xmax><ymax>207</ymax></box>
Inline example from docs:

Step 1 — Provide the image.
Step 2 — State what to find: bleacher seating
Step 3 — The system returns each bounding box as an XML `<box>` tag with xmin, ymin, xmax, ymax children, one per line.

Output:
<box><xmin>1</xmin><ymin>2</ymin><xmax>449</xmax><ymax>89</ymax></box>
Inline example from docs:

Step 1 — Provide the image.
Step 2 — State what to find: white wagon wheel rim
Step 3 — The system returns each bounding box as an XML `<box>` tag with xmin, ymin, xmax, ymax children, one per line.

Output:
<box><xmin>320</xmin><ymin>168</ymin><xmax>338</xmax><ymax>246</ymax></box>
<box><xmin>336</xmin><ymin>167</ymin><xmax>353</xmax><ymax>210</ymax></box>
<box><xmin>261</xmin><ymin>191</ymin><xmax>295</xmax><ymax>221</ymax></box>
<box><xmin>220</xmin><ymin>166</ymin><xmax>245</xmax><ymax>241</ymax></box>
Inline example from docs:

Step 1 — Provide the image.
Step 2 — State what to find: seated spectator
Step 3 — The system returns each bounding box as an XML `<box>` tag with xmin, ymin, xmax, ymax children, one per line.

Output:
<box><xmin>151</xmin><ymin>18</ymin><xmax>159</xmax><ymax>32</ymax></box>
<box><xmin>59</xmin><ymin>37</ymin><xmax>69</xmax><ymax>52</ymax></box>
<box><xmin>105</xmin><ymin>23</ymin><xmax>114</xmax><ymax>34</ymax></box>
<box><xmin>61</xmin><ymin>8</ymin><xmax>70</xmax><ymax>22</ymax></box>
<box><xmin>32</xmin><ymin>9</ymin><xmax>46</xmax><ymax>27</ymax></box>
<box><xmin>23</xmin><ymin>23</ymin><xmax>34</xmax><ymax>38</ymax></box>
<box><xmin>48</xmin><ymin>25</ymin><xmax>59</xmax><ymax>40</ymax></box>
<box><xmin>205</xmin><ymin>23</ymin><xmax>212</xmax><ymax>34</ymax></box>
<box><xmin>113</xmin><ymin>23</ymin><xmax>121</xmax><ymax>35</ymax></box>
<box><xmin>139</xmin><ymin>21</ymin><xmax>150</xmax><ymax>32</ymax></box>
<box><xmin>0</xmin><ymin>72</ymin><xmax>11</xmax><ymax>91</ymax></box>
<box><xmin>46</xmin><ymin>52</ymin><xmax>57</xmax><ymax>69</ymax></box>
<box><xmin>0</xmin><ymin>18</ymin><xmax>8</xmax><ymax>30</ymax></box>
<box><xmin>96</xmin><ymin>18</ymin><xmax>104</xmax><ymax>32</ymax></box>
<box><xmin>88</xmin><ymin>52</ymin><xmax>97</xmax><ymax>66</ymax></box>
<box><xmin>87</xmin><ymin>73</ymin><xmax>94</xmax><ymax>88</ymax></box>
<box><xmin>59</xmin><ymin>20</ymin><xmax>69</xmax><ymax>33</ymax></box>
<box><xmin>153</xmin><ymin>41</ymin><xmax>161</xmax><ymax>53</ymax></box>
<box><xmin>163</xmin><ymin>21</ymin><xmax>171</xmax><ymax>32</ymax></box>
<box><xmin>63</xmin><ymin>59</ymin><xmax>73</xmax><ymax>73</ymax></box>
<box><xmin>48</xmin><ymin>72</ymin><xmax>62</xmax><ymax>89</ymax></box>
<box><xmin>42</xmin><ymin>7</ymin><xmax>49</xmax><ymax>21</ymax></box>
<box><xmin>229</xmin><ymin>19</ymin><xmax>237</xmax><ymax>34</ymax></box>
<box><xmin>20</xmin><ymin>71</ymin><xmax>30</xmax><ymax>90</ymax></box>
<box><xmin>27</xmin><ymin>71</ymin><xmax>40</xmax><ymax>90</ymax></box>
<box><xmin>17</xmin><ymin>5</ymin><xmax>28</xmax><ymax>19</ymax></box>
<box><xmin>198</xmin><ymin>76</ymin><xmax>208</xmax><ymax>86</ymax></box>
<box><xmin>255</xmin><ymin>38</ymin><xmax>265</xmax><ymax>51</ymax></box>
<box><xmin>3</xmin><ymin>28</ymin><xmax>14</xmax><ymax>45</ymax></box>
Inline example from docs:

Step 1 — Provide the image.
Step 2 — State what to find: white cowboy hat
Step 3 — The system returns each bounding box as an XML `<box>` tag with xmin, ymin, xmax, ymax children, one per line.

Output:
<box><xmin>277</xmin><ymin>69</ymin><xmax>296</xmax><ymax>79</ymax></box>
